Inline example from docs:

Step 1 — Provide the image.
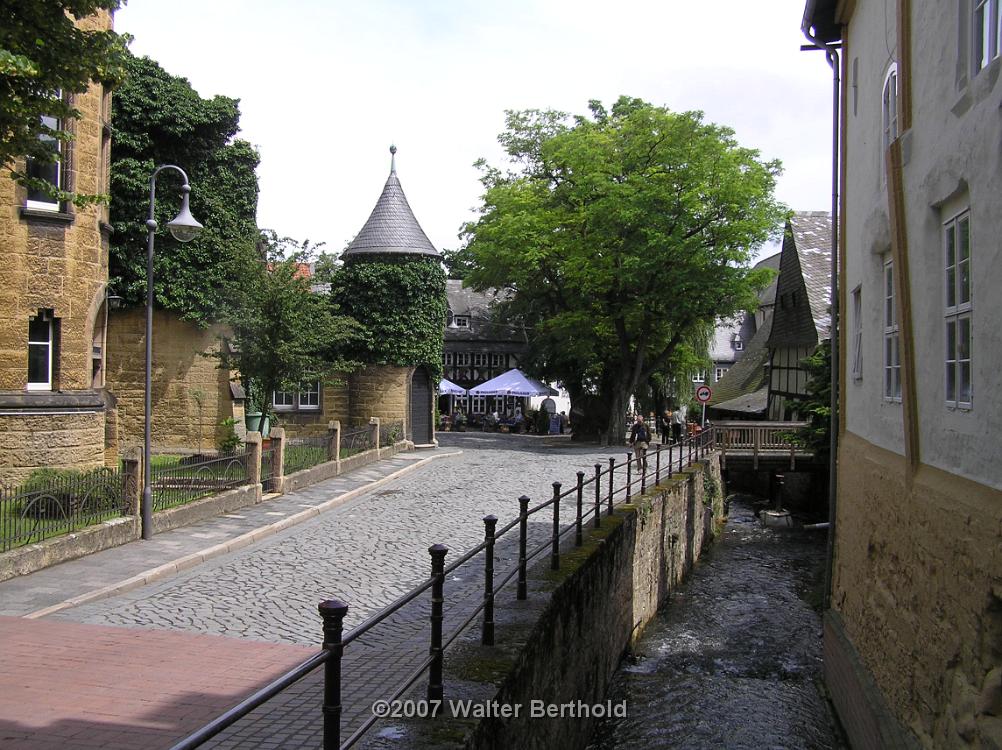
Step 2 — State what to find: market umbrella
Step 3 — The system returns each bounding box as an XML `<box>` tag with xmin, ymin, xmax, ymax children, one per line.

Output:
<box><xmin>468</xmin><ymin>368</ymin><xmax>558</xmax><ymax>397</ymax></box>
<box><xmin>438</xmin><ymin>378</ymin><xmax>466</xmax><ymax>396</ymax></box>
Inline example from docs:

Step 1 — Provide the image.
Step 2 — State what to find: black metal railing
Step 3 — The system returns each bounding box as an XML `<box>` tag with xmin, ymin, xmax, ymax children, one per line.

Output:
<box><xmin>0</xmin><ymin>466</ymin><xmax>131</xmax><ymax>552</ymax></box>
<box><xmin>340</xmin><ymin>426</ymin><xmax>372</xmax><ymax>458</ymax></box>
<box><xmin>379</xmin><ymin>420</ymin><xmax>404</xmax><ymax>447</ymax></box>
<box><xmin>151</xmin><ymin>452</ymin><xmax>250</xmax><ymax>511</ymax></box>
<box><xmin>169</xmin><ymin>427</ymin><xmax>719</xmax><ymax>750</ymax></box>
<box><xmin>260</xmin><ymin>447</ymin><xmax>278</xmax><ymax>493</ymax></box>
<box><xmin>284</xmin><ymin>435</ymin><xmax>330</xmax><ymax>475</ymax></box>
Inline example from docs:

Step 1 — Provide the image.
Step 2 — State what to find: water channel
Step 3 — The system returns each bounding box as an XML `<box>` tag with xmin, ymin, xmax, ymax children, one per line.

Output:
<box><xmin>588</xmin><ymin>495</ymin><xmax>844</xmax><ymax>749</ymax></box>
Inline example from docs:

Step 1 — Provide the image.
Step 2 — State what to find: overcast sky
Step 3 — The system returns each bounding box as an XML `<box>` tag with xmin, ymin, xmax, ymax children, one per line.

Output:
<box><xmin>116</xmin><ymin>0</ymin><xmax>834</xmax><ymax>262</ymax></box>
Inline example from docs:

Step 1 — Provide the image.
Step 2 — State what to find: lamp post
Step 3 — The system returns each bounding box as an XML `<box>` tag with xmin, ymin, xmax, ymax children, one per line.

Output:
<box><xmin>142</xmin><ymin>165</ymin><xmax>203</xmax><ymax>540</ymax></box>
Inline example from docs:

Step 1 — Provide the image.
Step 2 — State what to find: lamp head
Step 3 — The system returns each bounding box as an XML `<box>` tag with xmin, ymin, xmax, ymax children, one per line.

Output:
<box><xmin>167</xmin><ymin>184</ymin><xmax>203</xmax><ymax>243</ymax></box>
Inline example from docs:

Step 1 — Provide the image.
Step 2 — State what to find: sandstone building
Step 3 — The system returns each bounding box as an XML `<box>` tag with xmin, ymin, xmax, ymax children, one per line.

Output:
<box><xmin>803</xmin><ymin>1</ymin><xmax>1002</xmax><ymax>746</ymax></box>
<box><xmin>0</xmin><ymin>12</ymin><xmax>115</xmax><ymax>486</ymax></box>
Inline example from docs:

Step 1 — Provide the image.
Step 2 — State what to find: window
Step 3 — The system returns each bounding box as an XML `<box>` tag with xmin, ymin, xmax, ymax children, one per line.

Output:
<box><xmin>444</xmin><ymin>352</ymin><xmax>454</xmax><ymax>366</ymax></box>
<box><xmin>733</xmin><ymin>334</ymin><xmax>743</xmax><ymax>351</ymax></box>
<box><xmin>691</xmin><ymin>371</ymin><xmax>706</xmax><ymax>383</ymax></box>
<box><xmin>473</xmin><ymin>353</ymin><xmax>487</xmax><ymax>367</ymax></box>
<box><xmin>27</xmin><ymin>312</ymin><xmax>54</xmax><ymax>390</ymax></box>
<box><xmin>471</xmin><ymin>396</ymin><xmax>486</xmax><ymax>414</ymax></box>
<box><xmin>974</xmin><ymin>0</ymin><xmax>1000</xmax><ymax>73</ymax></box>
<box><xmin>454</xmin><ymin>316</ymin><xmax>470</xmax><ymax>328</ymax></box>
<box><xmin>883</xmin><ymin>259</ymin><xmax>901</xmax><ymax>401</ymax></box>
<box><xmin>715</xmin><ymin>367</ymin><xmax>728</xmax><ymax>382</ymax></box>
<box><xmin>25</xmin><ymin>109</ymin><xmax>62</xmax><ymax>211</ymax></box>
<box><xmin>272</xmin><ymin>381</ymin><xmax>322</xmax><ymax>411</ymax></box>
<box><xmin>851</xmin><ymin>285</ymin><xmax>863</xmax><ymax>381</ymax></box>
<box><xmin>490</xmin><ymin>353</ymin><xmax>504</xmax><ymax>368</ymax></box>
<box><xmin>299</xmin><ymin>380</ymin><xmax>321</xmax><ymax>410</ymax></box>
<box><xmin>882</xmin><ymin>64</ymin><xmax>899</xmax><ymax>152</ymax></box>
<box><xmin>455</xmin><ymin>352</ymin><xmax>471</xmax><ymax>367</ymax></box>
<box><xmin>945</xmin><ymin>213</ymin><xmax>972</xmax><ymax>408</ymax></box>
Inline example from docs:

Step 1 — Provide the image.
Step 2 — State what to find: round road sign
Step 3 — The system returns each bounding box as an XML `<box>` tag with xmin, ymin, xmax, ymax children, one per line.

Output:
<box><xmin>695</xmin><ymin>385</ymin><xmax>712</xmax><ymax>403</ymax></box>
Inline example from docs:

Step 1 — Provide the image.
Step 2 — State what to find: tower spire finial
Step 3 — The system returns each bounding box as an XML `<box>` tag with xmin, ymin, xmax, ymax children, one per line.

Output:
<box><xmin>389</xmin><ymin>144</ymin><xmax>397</xmax><ymax>173</ymax></box>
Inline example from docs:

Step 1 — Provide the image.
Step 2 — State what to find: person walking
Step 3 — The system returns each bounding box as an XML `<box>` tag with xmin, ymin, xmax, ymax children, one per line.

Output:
<box><xmin>629</xmin><ymin>414</ymin><xmax>650</xmax><ymax>474</ymax></box>
<box><xmin>671</xmin><ymin>408</ymin><xmax>684</xmax><ymax>444</ymax></box>
<box><xmin>660</xmin><ymin>410</ymin><xmax>672</xmax><ymax>444</ymax></box>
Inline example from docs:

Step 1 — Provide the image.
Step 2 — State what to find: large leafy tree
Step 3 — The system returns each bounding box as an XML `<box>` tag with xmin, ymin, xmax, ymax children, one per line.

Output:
<box><xmin>1</xmin><ymin>0</ymin><xmax>129</xmax><ymax>204</ymax></box>
<box><xmin>109</xmin><ymin>52</ymin><xmax>261</xmax><ymax>324</ymax></box>
<box><xmin>462</xmin><ymin>97</ymin><xmax>785</xmax><ymax>444</ymax></box>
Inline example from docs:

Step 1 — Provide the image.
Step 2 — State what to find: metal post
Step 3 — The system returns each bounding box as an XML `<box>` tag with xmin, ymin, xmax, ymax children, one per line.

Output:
<box><xmin>608</xmin><ymin>457</ymin><xmax>615</xmax><ymax>515</ymax></box>
<box><xmin>427</xmin><ymin>544</ymin><xmax>448</xmax><ymax>702</ymax></box>
<box><xmin>641</xmin><ymin>449</ymin><xmax>647</xmax><ymax>495</ymax></box>
<box><xmin>626</xmin><ymin>453</ymin><xmax>632</xmax><ymax>502</ymax></box>
<box><xmin>655</xmin><ymin>443</ymin><xmax>661</xmax><ymax>487</ymax></box>
<box><xmin>142</xmin><ymin>207</ymin><xmax>156</xmax><ymax>540</ymax></box>
<box><xmin>550</xmin><ymin>482</ymin><xmax>561</xmax><ymax>570</ymax></box>
<box><xmin>318</xmin><ymin>598</ymin><xmax>349</xmax><ymax>750</ymax></box>
<box><xmin>575</xmin><ymin>472</ymin><xmax>584</xmax><ymax>546</ymax></box>
<box><xmin>679</xmin><ymin>437</ymin><xmax>684</xmax><ymax>474</ymax></box>
<box><xmin>482</xmin><ymin>516</ymin><xmax>497</xmax><ymax>646</ymax></box>
<box><xmin>517</xmin><ymin>495</ymin><xmax>529</xmax><ymax>600</ymax></box>
<box><xmin>594</xmin><ymin>463</ymin><xmax>602</xmax><ymax>529</ymax></box>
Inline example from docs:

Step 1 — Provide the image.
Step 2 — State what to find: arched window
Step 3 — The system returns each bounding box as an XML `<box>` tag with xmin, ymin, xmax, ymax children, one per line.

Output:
<box><xmin>882</xmin><ymin>64</ymin><xmax>899</xmax><ymax>151</ymax></box>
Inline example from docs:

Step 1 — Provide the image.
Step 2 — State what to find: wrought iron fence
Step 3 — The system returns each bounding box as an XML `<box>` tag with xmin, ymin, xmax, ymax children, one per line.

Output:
<box><xmin>170</xmin><ymin>427</ymin><xmax>720</xmax><ymax>750</ymax></box>
<box><xmin>261</xmin><ymin>447</ymin><xmax>278</xmax><ymax>493</ymax></box>
<box><xmin>340</xmin><ymin>426</ymin><xmax>372</xmax><ymax>458</ymax></box>
<box><xmin>151</xmin><ymin>453</ymin><xmax>249</xmax><ymax>512</ymax></box>
<box><xmin>379</xmin><ymin>420</ymin><xmax>404</xmax><ymax>446</ymax></box>
<box><xmin>0</xmin><ymin>466</ymin><xmax>131</xmax><ymax>552</ymax></box>
<box><xmin>284</xmin><ymin>435</ymin><xmax>330</xmax><ymax>475</ymax></box>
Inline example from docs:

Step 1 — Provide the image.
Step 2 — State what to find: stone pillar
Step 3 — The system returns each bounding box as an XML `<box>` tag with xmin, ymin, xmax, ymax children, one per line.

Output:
<box><xmin>270</xmin><ymin>427</ymin><xmax>285</xmax><ymax>494</ymax></box>
<box><xmin>370</xmin><ymin>417</ymin><xmax>381</xmax><ymax>452</ymax></box>
<box><xmin>328</xmin><ymin>420</ymin><xmax>341</xmax><ymax>466</ymax></box>
<box><xmin>246</xmin><ymin>431</ymin><xmax>262</xmax><ymax>493</ymax></box>
<box><xmin>121</xmin><ymin>447</ymin><xmax>142</xmax><ymax>518</ymax></box>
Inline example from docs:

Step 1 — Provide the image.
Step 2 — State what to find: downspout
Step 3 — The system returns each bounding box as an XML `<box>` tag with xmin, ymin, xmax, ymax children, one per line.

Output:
<box><xmin>801</xmin><ymin>18</ymin><xmax>841</xmax><ymax>611</ymax></box>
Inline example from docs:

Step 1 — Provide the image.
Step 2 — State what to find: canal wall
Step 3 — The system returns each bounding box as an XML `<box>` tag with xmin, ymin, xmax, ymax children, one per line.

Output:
<box><xmin>391</xmin><ymin>454</ymin><xmax>723</xmax><ymax>750</ymax></box>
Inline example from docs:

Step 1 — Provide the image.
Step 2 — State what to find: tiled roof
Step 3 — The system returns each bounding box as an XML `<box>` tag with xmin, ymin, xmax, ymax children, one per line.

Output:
<box><xmin>791</xmin><ymin>212</ymin><xmax>833</xmax><ymax>338</ymax></box>
<box><xmin>444</xmin><ymin>280</ymin><xmax>525</xmax><ymax>345</ymax></box>
<box><xmin>706</xmin><ymin>308</ymin><xmax>773</xmax><ymax>415</ymax></box>
<box><xmin>343</xmin><ymin>148</ymin><xmax>440</xmax><ymax>259</ymax></box>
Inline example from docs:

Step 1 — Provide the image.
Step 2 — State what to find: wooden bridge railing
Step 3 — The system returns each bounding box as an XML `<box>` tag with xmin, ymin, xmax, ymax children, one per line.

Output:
<box><xmin>711</xmin><ymin>420</ymin><xmax>810</xmax><ymax>470</ymax></box>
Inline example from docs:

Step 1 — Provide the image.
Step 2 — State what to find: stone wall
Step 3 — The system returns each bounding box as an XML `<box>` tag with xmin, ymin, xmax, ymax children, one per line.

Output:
<box><xmin>830</xmin><ymin>432</ymin><xmax>1002</xmax><ymax>748</ymax></box>
<box><xmin>104</xmin><ymin>307</ymin><xmax>235</xmax><ymax>454</ymax></box>
<box><xmin>394</xmin><ymin>456</ymin><xmax>724</xmax><ymax>750</ymax></box>
<box><xmin>0</xmin><ymin>411</ymin><xmax>106</xmax><ymax>487</ymax></box>
<box><xmin>348</xmin><ymin>365</ymin><xmax>410</xmax><ymax>427</ymax></box>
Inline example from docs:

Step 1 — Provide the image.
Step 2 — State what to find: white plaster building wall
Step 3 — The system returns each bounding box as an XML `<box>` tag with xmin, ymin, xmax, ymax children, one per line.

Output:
<box><xmin>845</xmin><ymin>2</ymin><xmax>1002</xmax><ymax>488</ymax></box>
<box><xmin>842</xmin><ymin>0</ymin><xmax>906</xmax><ymax>458</ymax></box>
<box><xmin>904</xmin><ymin>1</ymin><xmax>1002</xmax><ymax>489</ymax></box>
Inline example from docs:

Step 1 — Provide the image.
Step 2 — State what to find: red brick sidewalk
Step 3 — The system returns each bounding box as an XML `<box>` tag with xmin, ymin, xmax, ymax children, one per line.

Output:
<box><xmin>0</xmin><ymin>616</ymin><xmax>316</xmax><ymax>750</ymax></box>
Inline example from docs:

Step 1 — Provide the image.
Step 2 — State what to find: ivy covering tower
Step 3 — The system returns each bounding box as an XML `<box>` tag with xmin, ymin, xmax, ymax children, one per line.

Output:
<box><xmin>331</xmin><ymin>146</ymin><xmax>446</xmax><ymax>443</ymax></box>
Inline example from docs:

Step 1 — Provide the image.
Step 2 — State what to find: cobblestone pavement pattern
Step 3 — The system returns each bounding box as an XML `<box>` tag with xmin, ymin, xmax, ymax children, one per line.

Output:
<box><xmin>53</xmin><ymin>434</ymin><xmax>615</xmax><ymax>643</ymax></box>
<box><xmin>48</xmin><ymin>434</ymin><xmax>626</xmax><ymax>747</ymax></box>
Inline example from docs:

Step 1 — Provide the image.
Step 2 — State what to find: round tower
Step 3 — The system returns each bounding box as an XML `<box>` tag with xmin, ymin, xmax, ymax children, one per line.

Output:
<box><xmin>335</xmin><ymin>147</ymin><xmax>446</xmax><ymax>444</ymax></box>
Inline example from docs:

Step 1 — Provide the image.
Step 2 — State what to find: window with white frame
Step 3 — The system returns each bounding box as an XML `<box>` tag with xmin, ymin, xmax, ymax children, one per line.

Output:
<box><xmin>27</xmin><ymin>311</ymin><xmax>54</xmax><ymax>390</ymax></box>
<box><xmin>733</xmin><ymin>335</ymin><xmax>743</xmax><ymax>351</ymax></box>
<box><xmin>299</xmin><ymin>380</ymin><xmax>321</xmax><ymax>410</ymax></box>
<box><xmin>273</xmin><ymin>381</ymin><xmax>321</xmax><ymax>411</ymax></box>
<box><xmin>944</xmin><ymin>212</ymin><xmax>972</xmax><ymax>408</ymax></box>
<box><xmin>490</xmin><ymin>353</ymin><xmax>504</xmax><ymax>368</ymax></box>
<box><xmin>851</xmin><ymin>285</ymin><xmax>863</xmax><ymax>380</ymax></box>
<box><xmin>471</xmin><ymin>396</ymin><xmax>486</xmax><ymax>414</ymax></box>
<box><xmin>444</xmin><ymin>352</ymin><xmax>454</xmax><ymax>366</ymax></box>
<box><xmin>883</xmin><ymin>259</ymin><xmax>901</xmax><ymax>401</ymax></box>
<box><xmin>455</xmin><ymin>352</ymin><xmax>470</xmax><ymax>367</ymax></box>
<box><xmin>882</xmin><ymin>64</ymin><xmax>899</xmax><ymax>152</ymax></box>
<box><xmin>691</xmin><ymin>371</ymin><xmax>706</xmax><ymax>383</ymax></box>
<box><xmin>25</xmin><ymin>110</ymin><xmax>62</xmax><ymax>211</ymax></box>
<box><xmin>273</xmin><ymin>390</ymin><xmax>295</xmax><ymax>410</ymax></box>
<box><xmin>454</xmin><ymin>316</ymin><xmax>470</xmax><ymax>328</ymax></box>
<box><xmin>715</xmin><ymin>367</ymin><xmax>728</xmax><ymax>382</ymax></box>
<box><xmin>973</xmin><ymin>0</ymin><xmax>1000</xmax><ymax>73</ymax></box>
<box><xmin>473</xmin><ymin>353</ymin><xmax>487</xmax><ymax>367</ymax></box>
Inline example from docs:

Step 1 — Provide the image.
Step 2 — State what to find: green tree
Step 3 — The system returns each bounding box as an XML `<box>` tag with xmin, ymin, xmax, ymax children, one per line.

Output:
<box><xmin>462</xmin><ymin>97</ymin><xmax>785</xmax><ymax>444</ymax></box>
<box><xmin>109</xmin><ymin>52</ymin><xmax>261</xmax><ymax>325</ymax></box>
<box><xmin>217</xmin><ymin>233</ymin><xmax>359</xmax><ymax>424</ymax></box>
<box><xmin>1</xmin><ymin>1</ymin><xmax>129</xmax><ymax>204</ymax></box>
<box><xmin>783</xmin><ymin>341</ymin><xmax>832</xmax><ymax>457</ymax></box>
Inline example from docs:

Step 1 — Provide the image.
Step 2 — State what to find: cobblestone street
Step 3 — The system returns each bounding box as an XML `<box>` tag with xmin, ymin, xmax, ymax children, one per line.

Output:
<box><xmin>53</xmin><ymin>434</ymin><xmax>616</xmax><ymax>644</ymax></box>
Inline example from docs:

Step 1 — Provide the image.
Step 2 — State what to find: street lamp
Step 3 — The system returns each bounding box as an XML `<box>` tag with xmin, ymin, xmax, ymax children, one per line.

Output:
<box><xmin>142</xmin><ymin>165</ymin><xmax>203</xmax><ymax>540</ymax></box>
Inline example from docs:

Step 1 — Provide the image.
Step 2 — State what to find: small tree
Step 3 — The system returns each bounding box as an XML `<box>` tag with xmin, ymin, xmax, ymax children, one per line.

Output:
<box><xmin>783</xmin><ymin>341</ymin><xmax>832</xmax><ymax>457</ymax></box>
<box><xmin>217</xmin><ymin>234</ymin><xmax>358</xmax><ymax>424</ymax></box>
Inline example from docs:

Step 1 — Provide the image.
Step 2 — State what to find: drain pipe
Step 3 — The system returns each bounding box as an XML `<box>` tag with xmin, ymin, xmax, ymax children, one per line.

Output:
<box><xmin>801</xmin><ymin>13</ymin><xmax>841</xmax><ymax>611</ymax></box>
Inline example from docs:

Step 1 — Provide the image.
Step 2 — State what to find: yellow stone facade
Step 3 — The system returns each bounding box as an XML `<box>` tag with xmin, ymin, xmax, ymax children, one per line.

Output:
<box><xmin>348</xmin><ymin>365</ymin><xmax>410</xmax><ymax>427</ymax></box>
<box><xmin>0</xmin><ymin>11</ymin><xmax>113</xmax><ymax>487</ymax></box>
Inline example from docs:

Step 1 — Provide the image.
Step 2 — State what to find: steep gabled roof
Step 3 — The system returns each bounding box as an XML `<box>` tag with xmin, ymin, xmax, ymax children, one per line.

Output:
<box><xmin>342</xmin><ymin>146</ymin><xmax>440</xmax><ymax>259</ymax></box>
<box><xmin>768</xmin><ymin>212</ymin><xmax>832</xmax><ymax>348</ymax></box>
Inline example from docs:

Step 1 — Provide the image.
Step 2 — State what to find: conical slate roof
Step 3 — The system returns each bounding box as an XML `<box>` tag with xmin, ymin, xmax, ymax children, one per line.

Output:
<box><xmin>342</xmin><ymin>146</ymin><xmax>440</xmax><ymax>259</ymax></box>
